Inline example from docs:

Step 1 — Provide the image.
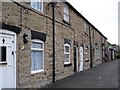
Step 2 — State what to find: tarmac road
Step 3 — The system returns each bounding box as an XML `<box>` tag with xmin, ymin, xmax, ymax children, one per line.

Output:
<box><xmin>45</xmin><ymin>59</ymin><xmax>119</xmax><ymax>88</ymax></box>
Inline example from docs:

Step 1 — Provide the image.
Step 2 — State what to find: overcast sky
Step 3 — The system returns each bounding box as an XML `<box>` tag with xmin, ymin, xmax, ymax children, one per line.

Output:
<box><xmin>68</xmin><ymin>0</ymin><xmax>119</xmax><ymax>45</ymax></box>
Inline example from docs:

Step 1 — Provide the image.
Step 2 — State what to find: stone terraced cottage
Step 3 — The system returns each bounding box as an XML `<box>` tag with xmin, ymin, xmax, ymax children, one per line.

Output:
<box><xmin>0</xmin><ymin>0</ymin><xmax>108</xmax><ymax>88</ymax></box>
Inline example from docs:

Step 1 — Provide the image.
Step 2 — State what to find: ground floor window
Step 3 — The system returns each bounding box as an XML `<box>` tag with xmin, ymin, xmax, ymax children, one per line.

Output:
<box><xmin>64</xmin><ymin>43</ymin><xmax>70</xmax><ymax>64</ymax></box>
<box><xmin>31</xmin><ymin>40</ymin><xmax>44</xmax><ymax>74</ymax></box>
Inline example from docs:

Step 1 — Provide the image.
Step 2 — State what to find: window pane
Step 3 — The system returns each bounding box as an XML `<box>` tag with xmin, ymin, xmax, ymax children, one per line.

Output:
<box><xmin>39</xmin><ymin>51</ymin><xmax>43</xmax><ymax>69</ymax></box>
<box><xmin>32</xmin><ymin>2</ymin><xmax>38</xmax><ymax>10</ymax></box>
<box><xmin>31</xmin><ymin>0</ymin><xmax>42</xmax><ymax>11</ymax></box>
<box><xmin>32</xmin><ymin>42</ymin><xmax>43</xmax><ymax>49</ymax></box>
<box><xmin>65</xmin><ymin>46</ymin><xmax>69</xmax><ymax>53</ymax></box>
<box><xmin>0</xmin><ymin>46</ymin><xmax>6</xmax><ymax>62</ymax></box>
<box><xmin>64</xmin><ymin>54</ymin><xmax>69</xmax><ymax>63</ymax></box>
<box><xmin>64</xmin><ymin>14</ymin><xmax>69</xmax><ymax>22</ymax></box>
<box><xmin>36</xmin><ymin>2</ymin><xmax>40</xmax><ymax>11</ymax></box>
<box><xmin>64</xmin><ymin>7</ymin><xmax>68</xmax><ymax>14</ymax></box>
<box><xmin>39</xmin><ymin>1</ymin><xmax>42</xmax><ymax>11</ymax></box>
<box><xmin>31</xmin><ymin>51</ymin><xmax>43</xmax><ymax>71</ymax></box>
<box><xmin>31</xmin><ymin>51</ymin><xmax>34</xmax><ymax>71</ymax></box>
<box><xmin>64</xmin><ymin>4</ymin><xmax>69</xmax><ymax>22</ymax></box>
<box><xmin>64</xmin><ymin>4</ymin><xmax>69</xmax><ymax>14</ymax></box>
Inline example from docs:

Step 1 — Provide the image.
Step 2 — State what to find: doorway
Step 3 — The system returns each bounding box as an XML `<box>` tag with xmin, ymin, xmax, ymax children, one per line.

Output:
<box><xmin>0</xmin><ymin>30</ymin><xmax>16</xmax><ymax>89</ymax></box>
<box><xmin>74</xmin><ymin>46</ymin><xmax>78</xmax><ymax>72</ymax></box>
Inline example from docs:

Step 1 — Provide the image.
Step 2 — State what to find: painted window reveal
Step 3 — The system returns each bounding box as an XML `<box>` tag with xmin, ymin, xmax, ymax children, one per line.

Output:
<box><xmin>64</xmin><ymin>43</ymin><xmax>70</xmax><ymax>64</ymax></box>
<box><xmin>0</xmin><ymin>46</ymin><xmax>6</xmax><ymax>62</ymax></box>
<box><xmin>31</xmin><ymin>0</ymin><xmax>43</xmax><ymax>12</ymax></box>
<box><xmin>63</xmin><ymin>4</ymin><xmax>69</xmax><ymax>22</ymax></box>
<box><xmin>31</xmin><ymin>40</ymin><xmax>44</xmax><ymax>74</ymax></box>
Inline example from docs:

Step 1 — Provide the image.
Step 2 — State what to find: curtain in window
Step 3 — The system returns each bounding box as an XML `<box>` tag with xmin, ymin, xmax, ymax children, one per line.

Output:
<box><xmin>64</xmin><ymin>54</ymin><xmax>69</xmax><ymax>62</ymax></box>
<box><xmin>31</xmin><ymin>51</ymin><xmax>43</xmax><ymax>71</ymax></box>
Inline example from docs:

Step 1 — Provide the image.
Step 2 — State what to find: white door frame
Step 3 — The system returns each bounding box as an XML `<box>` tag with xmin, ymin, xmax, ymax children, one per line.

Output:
<box><xmin>0</xmin><ymin>29</ymin><xmax>16</xmax><ymax>88</ymax></box>
<box><xmin>79</xmin><ymin>46</ymin><xmax>84</xmax><ymax>71</ymax></box>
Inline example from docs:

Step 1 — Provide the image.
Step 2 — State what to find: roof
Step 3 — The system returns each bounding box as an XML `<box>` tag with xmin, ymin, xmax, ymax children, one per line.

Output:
<box><xmin>65</xmin><ymin>1</ymin><xmax>107</xmax><ymax>39</ymax></box>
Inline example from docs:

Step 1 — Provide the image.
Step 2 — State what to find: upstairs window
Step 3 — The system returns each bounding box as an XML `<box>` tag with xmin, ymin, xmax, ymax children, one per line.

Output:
<box><xmin>31</xmin><ymin>0</ymin><xmax>43</xmax><ymax>12</ymax></box>
<box><xmin>84</xmin><ymin>22</ymin><xmax>89</xmax><ymax>35</ymax></box>
<box><xmin>63</xmin><ymin>4</ymin><xmax>69</xmax><ymax>22</ymax></box>
<box><xmin>64</xmin><ymin>43</ymin><xmax>70</xmax><ymax>64</ymax></box>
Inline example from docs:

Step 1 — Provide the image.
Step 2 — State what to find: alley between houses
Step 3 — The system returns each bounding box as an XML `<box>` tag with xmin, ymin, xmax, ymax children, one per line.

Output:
<box><xmin>45</xmin><ymin>59</ymin><xmax>119</xmax><ymax>88</ymax></box>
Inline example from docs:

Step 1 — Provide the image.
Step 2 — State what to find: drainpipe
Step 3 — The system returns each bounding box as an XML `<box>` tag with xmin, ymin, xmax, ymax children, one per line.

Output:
<box><xmin>51</xmin><ymin>1</ymin><xmax>57</xmax><ymax>83</ymax></box>
<box><xmin>89</xmin><ymin>26</ymin><xmax>92</xmax><ymax>67</ymax></box>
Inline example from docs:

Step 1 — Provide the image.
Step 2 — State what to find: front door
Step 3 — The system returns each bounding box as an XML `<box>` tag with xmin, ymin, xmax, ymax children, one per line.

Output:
<box><xmin>79</xmin><ymin>46</ymin><xmax>83</xmax><ymax>71</ymax></box>
<box><xmin>74</xmin><ymin>46</ymin><xmax>78</xmax><ymax>72</ymax></box>
<box><xmin>0</xmin><ymin>30</ymin><xmax>16</xmax><ymax>89</ymax></box>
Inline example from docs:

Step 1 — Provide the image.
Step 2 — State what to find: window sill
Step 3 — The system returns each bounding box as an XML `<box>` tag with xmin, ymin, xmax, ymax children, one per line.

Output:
<box><xmin>64</xmin><ymin>63</ymin><xmax>72</xmax><ymax>67</ymax></box>
<box><xmin>63</xmin><ymin>19</ymin><xmax>71</xmax><ymax>26</ymax></box>
<box><xmin>31</xmin><ymin>69</ymin><xmax>44</xmax><ymax>74</ymax></box>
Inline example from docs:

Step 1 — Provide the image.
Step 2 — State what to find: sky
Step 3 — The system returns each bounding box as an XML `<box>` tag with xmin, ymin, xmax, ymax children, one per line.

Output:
<box><xmin>68</xmin><ymin>0</ymin><xmax>119</xmax><ymax>45</ymax></box>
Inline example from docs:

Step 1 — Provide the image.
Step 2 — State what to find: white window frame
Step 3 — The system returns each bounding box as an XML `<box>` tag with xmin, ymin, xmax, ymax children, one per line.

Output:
<box><xmin>31</xmin><ymin>39</ymin><xmax>44</xmax><ymax>74</ymax></box>
<box><xmin>63</xmin><ymin>4</ymin><xmax>69</xmax><ymax>22</ymax></box>
<box><xmin>31</xmin><ymin>0</ymin><xmax>43</xmax><ymax>12</ymax></box>
<box><xmin>64</xmin><ymin>43</ymin><xmax>70</xmax><ymax>65</ymax></box>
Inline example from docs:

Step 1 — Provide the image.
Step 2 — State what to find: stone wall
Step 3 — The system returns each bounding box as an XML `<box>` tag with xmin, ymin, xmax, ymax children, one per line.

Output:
<box><xmin>1</xmin><ymin>1</ymin><xmax>107</xmax><ymax>88</ymax></box>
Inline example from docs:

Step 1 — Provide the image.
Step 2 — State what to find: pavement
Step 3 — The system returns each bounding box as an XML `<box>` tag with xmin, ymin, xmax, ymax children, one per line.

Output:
<box><xmin>45</xmin><ymin>59</ymin><xmax>119</xmax><ymax>88</ymax></box>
